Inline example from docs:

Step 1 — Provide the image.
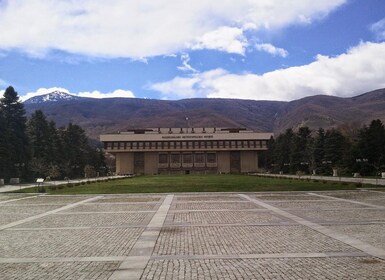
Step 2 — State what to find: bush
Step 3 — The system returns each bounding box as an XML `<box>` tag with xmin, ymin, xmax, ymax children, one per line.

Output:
<box><xmin>355</xmin><ymin>182</ymin><xmax>363</xmax><ymax>188</ymax></box>
<box><xmin>81</xmin><ymin>181</ymin><xmax>86</xmax><ymax>185</ymax></box>
<box><xmin>48</xmin><ymin>185</ymin><xmax>57</xmax><ymax>191</ymax></box>
<box><xmin>67</xmin><ymin>183</ymin><xmax>74</xmax><ymax>188</ymax></box>
<box><xmin>58</xmin><ymin>184</ymin><xmax>65</xmax><ymax>189</ymax></box>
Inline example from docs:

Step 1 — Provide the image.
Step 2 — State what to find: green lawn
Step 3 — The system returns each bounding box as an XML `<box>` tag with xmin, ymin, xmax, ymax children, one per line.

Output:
<box><xmin>14</xmin><ymin>174</ymin><xmax>365</xmax><ymax>194</ymax></box>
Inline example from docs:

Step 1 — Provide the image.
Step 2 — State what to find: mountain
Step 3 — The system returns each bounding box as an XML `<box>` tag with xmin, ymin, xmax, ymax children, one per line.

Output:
<box><xmin>24</xmin><ymin>91</ymin><xmax>83</xmax><ymax>104</ymax></box>
<box><xmin>23</xmin><ymin>88</ymin><xmax>385</xmax><ymax>139</ymax></box>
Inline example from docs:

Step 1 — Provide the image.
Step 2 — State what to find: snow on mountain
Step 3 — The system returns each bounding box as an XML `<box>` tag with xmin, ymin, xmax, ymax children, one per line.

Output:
<box><xmin>23</xmin><ymin>91</ymin><xmax>82</xmax><ymax>104</ymax></box>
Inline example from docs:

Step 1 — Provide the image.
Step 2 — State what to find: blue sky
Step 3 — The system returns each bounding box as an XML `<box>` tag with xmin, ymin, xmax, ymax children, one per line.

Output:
<box><xmin>0</xmin><ymin>0</ymin><xmax>385</xmax><ymax>101</ymax></box>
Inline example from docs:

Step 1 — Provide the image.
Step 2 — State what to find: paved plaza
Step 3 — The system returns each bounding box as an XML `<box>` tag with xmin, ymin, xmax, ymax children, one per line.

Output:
<box><xmin>0</xmin><ymin>190</ymin><xmax>384</xmax><ymax>279</ymax></box>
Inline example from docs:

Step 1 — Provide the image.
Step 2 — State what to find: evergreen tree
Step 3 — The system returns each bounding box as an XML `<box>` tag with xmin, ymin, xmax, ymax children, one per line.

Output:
<box><xmin>312</xmin><ymin>128</ymin><xmax>326</xmax><ymax>174</ymax></box>
<box><xmin>0</xmin><ymin>86</ymin><xmax>30</xmax><ymax>179</ymax></box>
<box><xmin>354</xmin><ymin>119</ymin><xmax>385</xmax><ymax>175</ymax></box>
<box><xmin>273</xmin><ymin>128</ymin><xmax>294</xmax><ymax>173</ymax></box>
<box><xmin>27</xmin><ymin>110</ymin><xmax>52</xmax><ymax>177</ymax></box>
<box><xmin>323</xmin><ymin>129</ymin><xmax>349</xmax><ymax>174</ymax></box>
<box><xmin>290</xmin><ymin>127</ymin><xmax>312</xmax><ymax>173</ymax></box>
<box><xmin>0</xmin><ymin>106</ymin><xmax>9</xmax><ymax>179</ymax></box>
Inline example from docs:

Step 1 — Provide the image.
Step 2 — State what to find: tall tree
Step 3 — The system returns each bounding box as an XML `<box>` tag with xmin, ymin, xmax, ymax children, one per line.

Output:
<box><xmin>0</xmin><ymin>86</ymin><xmax>29</xmax><ymax>179</ymax></box>
<box><xmin>27</xmin><ymin>110</ymin><xmax>51</xmax><ymax>177</ymax></box>
<box><xmin>290</xmin><ymin>127</ymin><xmax>312</xmax><ymax>173</ymax></box>
<box><xmin>312</xmin><ymin>128</ymin><xmax>326</xmax><ymax>174</ymax></box>
<box><xmin>0</xmin><ymin>106</ymin><xmax>9</xmax><ymax>179</ymax></box>
<box><xmin>354</xmin><ymin>119</ymin><xmax>385</xmax><ymax>175</ymax></box>
<box><xmin>323</xmin><ymin>129</ymin><xmax>349</xmax><ymax>174</ymax></box>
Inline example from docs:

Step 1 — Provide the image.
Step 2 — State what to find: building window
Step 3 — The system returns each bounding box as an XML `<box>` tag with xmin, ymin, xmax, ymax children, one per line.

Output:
<box><xmin>159</xmin><ymin>154</ymin><xmax>168</xmax><ymax>164</ymax></box>
<box><xmin>119</xmin><ymin>142</ymin><xmax>125</xmax><ymax>149</ymax></box>
<box><xmin>171</xmin><ymin>153</ymin><xmax>181</xmax><ymax>163</ymax></box>
<box><xmin>183</xmin><ymin>153</ymin><xmax>193</xmax><ymax>164</ymax></box>
<box><xmin>195</xmin><ymin>153</ymin><xmax>205</xmax><ymax>164</ymax></box>
<box><xmin>207</xmin><ymin>153</ymin><xmax>217</xmax><ymax>163</ymax></box>
<box><xmin>113</xmin><ymin>142</ymin><xmax>119</xmax><ymax>149</ymax></box>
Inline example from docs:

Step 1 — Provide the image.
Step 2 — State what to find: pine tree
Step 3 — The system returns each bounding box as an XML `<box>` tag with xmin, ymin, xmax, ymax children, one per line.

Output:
<box><xmin>27</xmin><ymin>110</ymin><xmax>51</xmax><ymax>177</ymax></box>
<box><xmin>0</xmin><ymin>86</ymin><xmax>30</xmax><ymax>179</ymax></box>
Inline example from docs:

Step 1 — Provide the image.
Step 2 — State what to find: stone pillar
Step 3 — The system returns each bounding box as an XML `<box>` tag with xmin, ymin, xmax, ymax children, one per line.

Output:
<box><xmin>0</xmin><ymin>179</ymin><xmax>4</xmax><ymax>186</ymax></box>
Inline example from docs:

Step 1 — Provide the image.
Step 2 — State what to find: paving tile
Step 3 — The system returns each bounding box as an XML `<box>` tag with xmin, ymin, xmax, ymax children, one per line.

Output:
<box><xmin>141</xmin><ymin>257</ymin><xmax>385</xmax><ymax>280</ymax></box>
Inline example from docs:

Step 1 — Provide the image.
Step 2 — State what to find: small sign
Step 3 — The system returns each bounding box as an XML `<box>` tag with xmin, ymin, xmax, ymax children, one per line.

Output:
<box><xmin>36</xmin><ymin>178</ymin><xmax>44</xmax><ymax>183</ymax></box>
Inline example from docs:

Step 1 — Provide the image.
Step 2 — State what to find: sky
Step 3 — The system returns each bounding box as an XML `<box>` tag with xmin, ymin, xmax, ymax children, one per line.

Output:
<box><xmin>0</xmin><ymin>0</ymin><xmax>385</xmax><ymax>102</ymax></box>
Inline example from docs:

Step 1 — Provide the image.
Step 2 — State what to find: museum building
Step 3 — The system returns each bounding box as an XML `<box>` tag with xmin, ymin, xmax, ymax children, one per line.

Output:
<box><xmin>100</xmin><ymin>127</ymin><xmax>273</xmax><ymax>175</ymax></box>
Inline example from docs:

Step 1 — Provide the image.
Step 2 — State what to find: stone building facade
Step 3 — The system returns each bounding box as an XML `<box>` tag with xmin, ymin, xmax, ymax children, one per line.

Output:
<box><xmin>100</xmin><ymin>128</ymin><xmax>273</xmax><ymax>175</ymax></box>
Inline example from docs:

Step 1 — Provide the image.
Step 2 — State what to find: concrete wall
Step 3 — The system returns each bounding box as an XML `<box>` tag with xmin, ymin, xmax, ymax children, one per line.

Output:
<box><xmin>217</xmin><ymin>151</ymin><xmax>230</xmax><ymax>173</ymax></box>
<box><xmin>144</xmin><ymin>152</ymin><xmax>158</xmax><ymax>175</ymax></box>
<box><xmin>116</xmin><ymin>153</ymin><xmax>134</xmax><ymax>175</ymax></box>
<box><xmin>240</xmin><ymin>151</ymin><xmax>258</xmax><ymax>173</ymax></box>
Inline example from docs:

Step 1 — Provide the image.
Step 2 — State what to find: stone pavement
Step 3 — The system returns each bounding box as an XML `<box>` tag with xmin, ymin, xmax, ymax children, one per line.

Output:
<box><xmin>0</xmin><ymin>190</ymin><xmax>385</xmax><ymax>279</ymax></box>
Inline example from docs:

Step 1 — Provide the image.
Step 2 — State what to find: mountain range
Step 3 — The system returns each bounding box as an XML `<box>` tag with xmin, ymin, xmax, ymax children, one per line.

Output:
<box><xmin>23</xmin><ymin>88</ymin><xmax>385</xmax><ymax>139</ymax></box>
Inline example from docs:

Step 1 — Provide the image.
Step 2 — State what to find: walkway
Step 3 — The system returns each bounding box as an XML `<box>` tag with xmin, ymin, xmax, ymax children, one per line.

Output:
<box><xmin>0</xmin><ymin>190</ymin><xmax>384</xmax><ymax>279</ymax></box>
<box><xmin>256</xmin><ymin>173</ymin><xmax>385</xmax><ymax>186</ymax></box>
<box><xmin>0</xmin><ymin>176</ymin><xmax>128</xmax><ymax>193</ymax></box>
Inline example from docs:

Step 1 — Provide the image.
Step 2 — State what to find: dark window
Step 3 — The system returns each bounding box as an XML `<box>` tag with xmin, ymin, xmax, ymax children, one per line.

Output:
<box><xmin>207</xmin><ymin>153</ymin><xmax>217</xmax><ymax>163</ymax></box>
<box><xmin>195</xmin><ymin>153</ymin><xmax>205</xmax><ymax>164</ymax></box>
<box><xmin>171</xmin><ymin>153</ymin><xmax>180</xmax><ymax>163</ymax></box>
<box><xmin>183</xmin><ymin>153</ymin><xmax>193</xmax><ymax>163</ymax></box>
<box><xmin>159</xmin><ymin>154</ymin><xmax>168</xmax><ymax>164</ymax></box>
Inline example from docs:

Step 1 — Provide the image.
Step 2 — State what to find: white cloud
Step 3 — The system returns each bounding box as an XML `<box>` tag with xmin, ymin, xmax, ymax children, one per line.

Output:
<box><xmin>177</xmin><ymin>54</ymin><xmax>198</xmax><ymax>73</ymax></box>
<box><xmin>0</xmin><ymin>0</ymin><xmax>346</xmax><ymax>58</ymax></box>
<box><xmin>371</xmin><ymin>18</ymin><xmax>385</xmax><ymax>41</ymax></box>
<box><xmin>77</xmin><ymin>89</ymin><xmax>135</xmax><ymax>99</ymax></box>
<box><xmin>255</xmin><ymin>43</ymin><xmax>288</xmax><ymax>57</ymax></box>
<box><xmin>151</xmin><ymin>42</ymin><xmax>385</xmax><ymax>101</ymax></box>
<box><xmin>191</xmin><ymin>27</ymin><xmax>248</xmax><ymax>55</ymax></box>
<box><xmin>21</xmin><ymin>87</ymin><xmax>135</xmax><ymax>101</ymax></box>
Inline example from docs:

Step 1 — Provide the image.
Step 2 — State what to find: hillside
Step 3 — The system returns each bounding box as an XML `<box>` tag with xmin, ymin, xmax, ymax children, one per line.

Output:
<box><xmin>24</xmin><ymin>88</ymin><xmax>385</xmax><ymax>139</ymax></box>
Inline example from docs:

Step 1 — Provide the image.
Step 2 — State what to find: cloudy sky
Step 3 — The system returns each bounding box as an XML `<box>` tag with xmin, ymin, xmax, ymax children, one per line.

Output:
<box><xmin>0</xmin><ymin>0</ymin><xmax>385</xmax><ymax>101</ymax></box>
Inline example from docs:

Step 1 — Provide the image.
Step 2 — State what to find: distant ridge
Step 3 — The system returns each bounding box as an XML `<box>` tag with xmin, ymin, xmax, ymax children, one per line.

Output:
<box><xmin>23</xmin><ymin>91</ymin><xmax>84</xmax><ymax>104</ymax></box>
<box><xmin>24</xmin><ymin>88</ymin><xmax>385</xmax><ymax>139</ymax></box>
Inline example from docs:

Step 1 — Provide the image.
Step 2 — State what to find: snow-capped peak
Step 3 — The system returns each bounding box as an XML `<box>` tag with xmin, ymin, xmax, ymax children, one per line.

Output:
<box><xmin>23</xmin><ymin>91</ymin><xmax>82</xmax><ymax>104</ymax></box>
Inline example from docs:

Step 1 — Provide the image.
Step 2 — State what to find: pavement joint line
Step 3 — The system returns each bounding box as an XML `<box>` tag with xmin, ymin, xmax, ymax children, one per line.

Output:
<box><xmin>54</xmin><ymin>211</ymin><xmax>156</xmax><ymax>214</ymax></box>
<box><xmin>109</xmin><ymin>194</ymin><xmax>174</xmax><ymax>280</ymax></box>
<box><xmin>239</xmin><ymin>194</ymin><xmax>385</xmax><ymax>260</ymax></box>
<box><xmin>0</xmin><ymin>252</ymin><xmax>369</xmax><ymax>264</ymax></box>
<box><xmin>6</xmin><ymin>225</ymin><xmax>148</xmax><ymax>231</ymax></box>
<box><xmin>308</xmin><ymin>192</ymin><xmax>385</xmax><ymax>209</ymax></box>
<box><xmin>0</xmin><ymin>196</ymin><xmax>103</xmax><ymax>231</ymax></box>
<box><xmin>0</xmin><ymin>195</ymin><xmax>40</xmax><ymax>205</ymax></box>
<box><xmin>0</xmin><ymin>256</ymin><xmax>127</xmax><ymax>263</ymax></box>
<box><xmin>150</xmin><ymin>251</ymin><xmax>369</xmax><ymax>260</ymax></box>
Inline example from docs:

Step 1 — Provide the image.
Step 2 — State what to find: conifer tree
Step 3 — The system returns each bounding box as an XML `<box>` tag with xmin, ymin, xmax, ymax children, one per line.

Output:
<box><xmin>0</xmin><ymin>86</ymin><xmax>29</xmax><ymax>179</ymax></box>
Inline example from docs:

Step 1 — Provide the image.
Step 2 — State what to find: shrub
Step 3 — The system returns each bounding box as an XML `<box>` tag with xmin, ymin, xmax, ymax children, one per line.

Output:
<box><xmin>67</xmin><ymin>183</ymin><xmax>74</xmax><ymax>188</ymax></box>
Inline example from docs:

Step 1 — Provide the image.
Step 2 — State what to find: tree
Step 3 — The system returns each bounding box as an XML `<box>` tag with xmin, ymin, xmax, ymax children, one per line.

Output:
<box><xmin>290</xmin><ymin>127</ymin><xmax>312</xmax><ymax>173</ymax></box>
<box><xmin>353</xmin><ymin>119</ymin><xmax>385</xmax><ymax>175</ymax></box>
<box><xmin>0</xmin><ymin>106</ymin><xmax>9</xmax><ymax>179</ymax></box>
<box><xmin>312</xmin><ymin>128</ymin><xmax>325</xmax><ymax>174</ymax></box>
<box><xmin>273</xmin><ymin>128</ymin><xmax>294</xmax><ymax>173</ymax></box>
<box><xmin>322</xmin><ymin>129</ymin><xmax>350</xmax><ymax>175</ymax></box>
<box><xmin>0</xmin><ymin>86</ymin><xmax>30</xmax><ymax>179</ymax></box>
<box><xmin>27</xmin><ymin>110</ymin><xmax>51</xmax><ymax>177</ymax></box>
